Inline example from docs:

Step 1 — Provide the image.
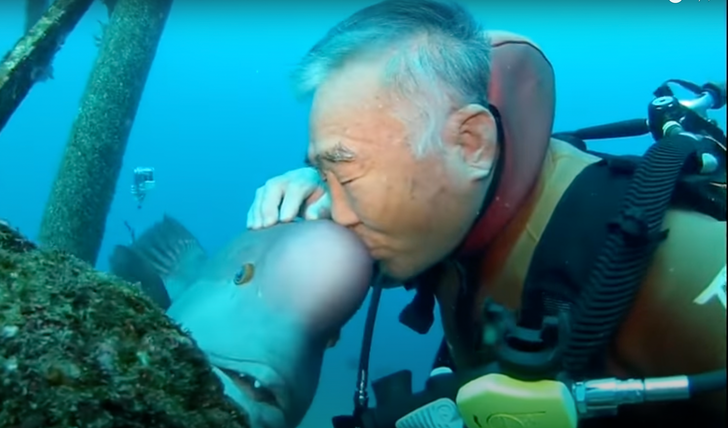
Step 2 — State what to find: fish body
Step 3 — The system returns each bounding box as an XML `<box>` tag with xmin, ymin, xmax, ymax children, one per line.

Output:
<box><xmin>110</xmin><ymin>216</ymin><xmax>372</xmax><ymax>428</ymax></box>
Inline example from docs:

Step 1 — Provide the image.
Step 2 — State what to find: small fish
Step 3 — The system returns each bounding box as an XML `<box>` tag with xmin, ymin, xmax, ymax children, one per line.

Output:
<box><xmin>110</xmin><ymin>215</ymin><xmax>372</xmax><ymax>428</ymax></box>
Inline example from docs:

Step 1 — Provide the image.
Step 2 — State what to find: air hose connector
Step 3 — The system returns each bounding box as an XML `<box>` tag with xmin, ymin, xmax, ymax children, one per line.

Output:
<box><xmin>572</xmin><ymin>375</ymin><xmax>690</xmax><ymax>418</ymax></box>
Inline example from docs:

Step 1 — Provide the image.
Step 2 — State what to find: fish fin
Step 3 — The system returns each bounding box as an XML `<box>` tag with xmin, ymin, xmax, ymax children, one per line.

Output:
<box><xmin>109</xmin><ymin>245</ymin><xmax>172</xmax><ymax>310</ymax></box>
<box><xmin>127</xmin><ymin>215</ymin><xmax>207</xmax><ymax>300</ymax></box>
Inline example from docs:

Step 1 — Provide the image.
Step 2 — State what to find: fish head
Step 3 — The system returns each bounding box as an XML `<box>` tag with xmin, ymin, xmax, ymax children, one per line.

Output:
<box><xmin>167</xmin><ymin>220</ymin><xmax>373</xmax><ymax>427</ymax></box>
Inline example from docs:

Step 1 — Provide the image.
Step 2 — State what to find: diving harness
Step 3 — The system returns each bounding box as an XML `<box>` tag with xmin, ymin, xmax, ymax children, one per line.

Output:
<box><xmin>331</xmin><ymin>79</ymin><xmax>727</xmax><ymax>428</ymax></box>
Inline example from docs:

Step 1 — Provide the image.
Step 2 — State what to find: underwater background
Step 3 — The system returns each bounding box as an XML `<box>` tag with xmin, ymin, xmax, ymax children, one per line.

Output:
<box><xmin>0</xmin><ymin>0</ymin><xmax>725</xmax><ymax>427</ymax></box>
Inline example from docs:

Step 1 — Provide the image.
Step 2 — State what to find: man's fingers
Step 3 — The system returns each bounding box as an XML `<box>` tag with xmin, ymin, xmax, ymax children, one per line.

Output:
<box><xmin>258</xmin><ymin>182</ymin><xmax>286</xmax><ymax>228</ymax></box>
<box><xmin>246</xmin><ymin>202</ymin><xmax>255</xmax><ymax>229</ymax></box>
<box><xmin>246</xmin><ymin>168</ymin><xmax>329</xmax><ymax>229</ymax></box>
<box><xmin>247</xmin><ymin>186</ymin><xmax>265</xmax><ymax>229</ymax></box>
<box><xmin>279</xmin><ymin>183</ymin><xmax>313</xmax><ymax>222</ymax></box>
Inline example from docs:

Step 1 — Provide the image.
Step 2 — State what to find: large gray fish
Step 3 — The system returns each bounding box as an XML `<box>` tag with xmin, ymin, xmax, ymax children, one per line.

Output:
<box><xmin>110</xmin><ymin>216</ymin><xmax>373</xmax><ymax>428</ymax></box>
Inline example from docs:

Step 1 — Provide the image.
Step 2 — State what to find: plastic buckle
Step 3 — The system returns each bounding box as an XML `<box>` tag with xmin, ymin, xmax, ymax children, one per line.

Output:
<box><xmin>481</xmin><ymin>298</ymin><xmax>564</xmax><ymax>380</ymax></box>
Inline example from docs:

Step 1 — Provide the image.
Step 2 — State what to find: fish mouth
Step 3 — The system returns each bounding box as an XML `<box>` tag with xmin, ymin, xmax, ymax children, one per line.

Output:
<box><xmin>218</xmin><ymin>366</ymin><xmax>284</xmax><ymax>410</ymax></box>
<box><xmin>207</xmin><ymin>355</ymin><xmax>291</xmax><ymax>416</ymax></box>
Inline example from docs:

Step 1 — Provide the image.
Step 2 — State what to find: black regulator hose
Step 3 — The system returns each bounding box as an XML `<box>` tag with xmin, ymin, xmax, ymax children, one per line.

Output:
<box><xmin>688</xmin><ymin>369</ymin><xmax>727</xmax><ymax>395</ymax></box>
<box><xmin>353</xmin><ymin>281</ymin><xmax>384</xmax><ymax>416</ymax></box>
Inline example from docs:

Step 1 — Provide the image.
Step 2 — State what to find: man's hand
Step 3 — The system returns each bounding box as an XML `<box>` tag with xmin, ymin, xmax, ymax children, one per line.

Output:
<box><xmin>247</xmin><ymin>167</ymin><xmax>332</xmax><ymax>229</ymax></box>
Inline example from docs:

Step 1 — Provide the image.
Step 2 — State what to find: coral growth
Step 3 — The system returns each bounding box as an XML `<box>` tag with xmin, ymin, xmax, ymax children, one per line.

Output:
<box><xmin>0</xmin><ymin>219</ymin><xmax>249</xmax><ymax>428</ymax></box>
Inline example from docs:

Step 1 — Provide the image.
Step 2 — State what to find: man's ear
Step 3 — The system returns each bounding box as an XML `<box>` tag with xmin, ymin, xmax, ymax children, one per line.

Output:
<box><xmin>445</xmin><ymin>104</ymin><xmax>498</xmax><ymax>179</ymax></box>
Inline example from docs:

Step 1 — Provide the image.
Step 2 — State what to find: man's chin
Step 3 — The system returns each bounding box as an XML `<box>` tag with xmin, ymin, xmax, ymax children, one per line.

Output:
<box><xmin>373</xmin><ymin>260</ymin><xmax>415</xmax><ymax>286</ymax></box>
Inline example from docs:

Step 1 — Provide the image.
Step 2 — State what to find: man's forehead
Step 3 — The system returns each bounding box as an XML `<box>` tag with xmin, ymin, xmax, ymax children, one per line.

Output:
<box><xmin>311</xmin><ymin>57</ymin><xmax>391</xmax><ymax>118</ymax></box>
<box><xmin>307</xmin><ymin>94</ymin><xmax>411</xmax><ymax>168</ymax></box>
<box><xmin>307</xmin><ymin>58</ymin><xmax>409</xmax><ymax>167</ymax></box>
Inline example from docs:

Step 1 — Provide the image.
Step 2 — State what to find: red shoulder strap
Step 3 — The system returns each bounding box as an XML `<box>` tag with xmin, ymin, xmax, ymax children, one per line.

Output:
<box><xmin>458</xmin><ymin>31</ymin><xmax>556</xmax><ymax>255</ymax></box>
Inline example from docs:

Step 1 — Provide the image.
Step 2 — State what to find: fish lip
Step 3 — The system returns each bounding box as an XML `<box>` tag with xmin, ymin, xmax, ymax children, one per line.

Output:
<box><xmin>211</xmin><ymin>366</ymin><xmax>286</xmax><ymax>428</ymax></box>
<box><xmin>207</xmin><ymin>354</ymin><xmax>291</xmax><ymax>411</ymax></box>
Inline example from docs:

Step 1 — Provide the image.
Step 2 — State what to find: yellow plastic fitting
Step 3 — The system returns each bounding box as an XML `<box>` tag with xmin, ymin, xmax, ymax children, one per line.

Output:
<box><xmin>456</xmin><ymin>373</ymin><xmax>578</xmax><ymax>428</ymax></box>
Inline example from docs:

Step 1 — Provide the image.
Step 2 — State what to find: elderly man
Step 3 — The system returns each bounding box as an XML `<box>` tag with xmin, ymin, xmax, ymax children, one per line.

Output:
<box><xmin>247</xmin><ymin>0</ymin><xmax>726</xmax><ymax>426</ymax></box>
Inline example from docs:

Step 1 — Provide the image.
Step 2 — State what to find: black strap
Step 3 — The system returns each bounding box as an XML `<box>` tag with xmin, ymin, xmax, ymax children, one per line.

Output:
<box><xmin>521</xmin><ymin>134</ymin><xmax>706</xmax><ymax>378</ymax></box>
<box><xmin>518</xmin><ymin>157</ymin><xmax>633</xmax><ymax>331</ymax></box>
<box><xmin>562</xmin><ymin>134</ymin><xmax>701</xmax><ymax>376</ymax></box>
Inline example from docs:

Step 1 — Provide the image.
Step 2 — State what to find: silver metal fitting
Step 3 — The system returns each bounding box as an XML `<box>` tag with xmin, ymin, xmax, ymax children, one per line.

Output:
<box><xmin>572</xmin><ymin>375</ymin><xmax>690</xmax><ymax>418</ymax></box>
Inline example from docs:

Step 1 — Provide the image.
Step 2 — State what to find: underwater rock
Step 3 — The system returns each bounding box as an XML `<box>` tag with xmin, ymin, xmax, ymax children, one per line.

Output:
<box><xmin>0</xmin><ymin>219</ymin><xmax>250</xmax><ymax>428</ymax></box>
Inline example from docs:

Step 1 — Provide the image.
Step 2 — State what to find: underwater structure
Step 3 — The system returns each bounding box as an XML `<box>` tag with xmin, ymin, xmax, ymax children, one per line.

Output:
<box><xmin>1</xmin><ymin>1</ymin><xmax>250</xmax><ymax>425</ymax></box>
<box><xmin>38</xmin><ymin>0</ymin><xmax>174</xmax><ymax>265</ymax></box>
<box><xmin>0</xmin><ymin>0</ymin><xmax>95</xmax><ymax>132</ymax></box>
<box><xmin>25</xmin><ymin>0</ymin><xmax>51</xmax><ymax>34</ymax></box>
<box><xmin>22</xmin><ymin>0</ymin><xmax>53</xmax><ymax>81</ymax></box>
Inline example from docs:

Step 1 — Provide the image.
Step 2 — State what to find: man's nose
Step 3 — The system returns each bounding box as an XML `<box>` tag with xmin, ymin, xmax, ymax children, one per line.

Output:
<box><xmin>327</xmin><ymin>180</ymin><xmax>360</xmax><ymax>227</ymax></box>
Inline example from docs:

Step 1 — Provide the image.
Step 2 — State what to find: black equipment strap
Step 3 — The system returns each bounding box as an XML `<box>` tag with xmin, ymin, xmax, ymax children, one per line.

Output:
<box><xmin>520</xmin><ymin>134</ymin><xmax>707</xmax><ymax>378</ymax></box>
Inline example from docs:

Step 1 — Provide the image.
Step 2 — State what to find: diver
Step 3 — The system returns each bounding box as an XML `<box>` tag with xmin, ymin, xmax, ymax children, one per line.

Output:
<box><xmin>131</xmin><ymin>166</ymin><xmax>155</xmax><ymax>210</ymax></box>
<box><xmin>124</xmin><ymin>166</ymin><xmax>156</xmax><ymax>243</ymax></box>
<box><xmin>245</xmin><ymin>0</ymin><xmax>727</xmax><ymax>427</ymax></box>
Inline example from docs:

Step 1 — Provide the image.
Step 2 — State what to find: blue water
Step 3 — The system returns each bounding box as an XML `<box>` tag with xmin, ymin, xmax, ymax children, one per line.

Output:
<box><xmin>0</xmin><ymin>1</ymin><xmax>725</xmax><ymax>426</ymax></box>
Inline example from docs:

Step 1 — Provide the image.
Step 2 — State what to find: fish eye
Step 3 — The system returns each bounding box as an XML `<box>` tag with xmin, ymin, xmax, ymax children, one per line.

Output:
<box><xmin>233</xmin><ymin>263</ymin><xmax>255</xmax><ymax>286</ymax></box>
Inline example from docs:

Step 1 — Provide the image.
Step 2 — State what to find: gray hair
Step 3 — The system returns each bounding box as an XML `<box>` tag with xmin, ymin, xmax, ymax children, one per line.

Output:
<box><xmin>292</xmin><ymin>0</ymin><xmax>492</xmax><ymax>156</ymax></box>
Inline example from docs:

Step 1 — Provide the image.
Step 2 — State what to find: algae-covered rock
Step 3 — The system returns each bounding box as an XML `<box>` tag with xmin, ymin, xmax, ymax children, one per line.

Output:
<box><xmin>0</xmin><ymin>219</ymin><xmax>250</xmax><ymax>428</ymax></box>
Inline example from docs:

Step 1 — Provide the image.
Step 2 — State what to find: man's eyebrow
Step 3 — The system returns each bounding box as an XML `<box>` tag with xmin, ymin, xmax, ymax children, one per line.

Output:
<box><xmin>306</xmin><ymin>142</ymin><xmax>356</xmax><ymax>166</ymax></box>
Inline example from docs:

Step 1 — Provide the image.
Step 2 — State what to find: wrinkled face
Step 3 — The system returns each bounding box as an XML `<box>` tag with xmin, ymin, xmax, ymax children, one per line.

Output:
<box><xmin>307</xmin><ymin>58</ymin><xmax>498</xmax><ymax>281</ymax></box>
